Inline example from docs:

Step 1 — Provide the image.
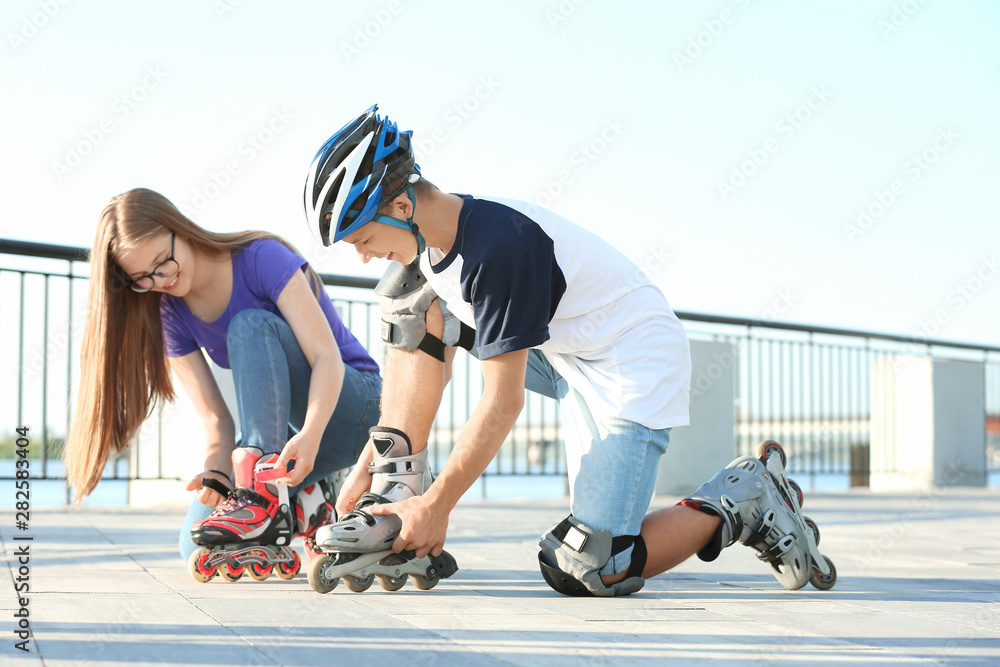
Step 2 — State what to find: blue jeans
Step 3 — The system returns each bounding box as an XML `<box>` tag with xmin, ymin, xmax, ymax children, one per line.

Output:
<box><xmin>179</xmin><ymin>309</ymin><xmax>381</xmax><ymax>562</ymax></box>
<box><xmin>525</xmin><ymin>349</ymin><xmax>670</xmax><ymax>576</ymax></box>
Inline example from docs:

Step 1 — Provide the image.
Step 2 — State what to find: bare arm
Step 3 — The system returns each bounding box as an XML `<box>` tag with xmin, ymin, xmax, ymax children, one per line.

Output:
<box><xmin>169</xmin><ymin>351</ymin><xmax>237</xmax><ymax>506</ymax></box>
<box><xmin>273</xmin><ymin>269</ymin><xmax>346</xmax><ymax>485</ymax></box>
<box><xmin>424</xmin><ymin>348</ymin><xmax>527</xmax><ymax>509</ymax></box>
<box><xmin>334</xmin><ymin>302</ymin><xmax>455</xmax><ymax>515</ymax></box>
<box><xmin>368</xmin><ymin>347</ymin><xmax>528</xmax><ymax>557</ymax></box>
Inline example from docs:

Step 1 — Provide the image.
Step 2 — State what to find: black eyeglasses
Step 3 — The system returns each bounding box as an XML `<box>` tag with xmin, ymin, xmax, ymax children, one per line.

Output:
<box><xmin>125</xmin><ymin>231</ymin><xmax>179</xmax><ymax>293</ymax></box>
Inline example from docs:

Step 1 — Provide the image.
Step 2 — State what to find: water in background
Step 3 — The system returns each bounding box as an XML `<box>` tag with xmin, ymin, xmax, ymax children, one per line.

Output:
<box><xmin>0</xmin><ymin>458</ymin><xmax>130</xmax><ymax>507</ymax></box>
<box><xmin>4</xmin><ymin>453</ymin><xmax>928</xmax><ymax>508</ymax></box>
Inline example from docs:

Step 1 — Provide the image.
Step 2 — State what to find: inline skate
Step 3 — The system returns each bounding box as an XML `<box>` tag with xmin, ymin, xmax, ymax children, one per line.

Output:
<box><xmin>307</xmin><ymin>427</ymin><xmax>459</xmax><ymax>593</ymax></box>
<box><xmin>188</xmin><ymin>446</ymin><xmax>341</xmax><ymax>583</ymax></box>
<box><xmin>681</xmin><ymin>440</ymin><xmax>837</xmax><ymax>590</ymax></box>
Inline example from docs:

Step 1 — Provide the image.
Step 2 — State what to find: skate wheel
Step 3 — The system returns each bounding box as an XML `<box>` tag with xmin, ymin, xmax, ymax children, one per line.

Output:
<box><xmin>377</xmin><ymin>554</ymin><xmax>408</xmax><ymax>591</ymax></box>
<box><xmin>343</xmin><ymin>573</ymin><xmax>374</xmax><ymax>592</ymax></box>
<box><xmin>307</xmin><ymin>554</ymin><xmax>339</xmax><ymax>594</ymax></box>
<box><xmin>788</xmin><ymin>479</ymin><xmax>804</xmax><ymax>508</ymax></box>
<box><xmin>410</xmin><ymin>573</ymin><xmax>441</xmax><ymax>591</ymax></box>
<box><xmin>756</xmin><ymin>440</ymin><xmax>786</xmax><ymax>467</ymax></box>
<box><xmin>809</xmin><ymin>555</ymin><xmax>837</xmax><ymax>590</ymax></box>
<box><xmin>377</xmin><ymin>574</ymin><xmax>407</xmax><ymax>591</ymax></box>
<box><xmin>247</xmin><ymin>559</ymin><xmax>273</xmax><ymax>581</ymax></box>
<box><xmin>218</xmin><ymin>563</ymin><xmax>244</xmax><ymax>582</ymax></box>
<box><xmin>188</xmin><ymin>547</ymin><xmax>217</xmax><ymax>583</ymax></box>
<box><xmin>804</xmin><ymin>517</ymin><xmax>820</xmax><ymax>546</ymax></box>
<box><xmin>276</xmin><ymin>550</ymin><xmax>301</xmax><ymax>580</ymax></box>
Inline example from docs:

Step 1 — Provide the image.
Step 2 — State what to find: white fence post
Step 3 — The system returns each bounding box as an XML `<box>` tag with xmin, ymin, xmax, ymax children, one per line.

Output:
<box><xmin>871</xmin><ymin>356</ymin><xmax>987</xmax><ymax>489</ymax></box>
<box><xmin>655</xmin><ymin>340</ymin><xmax>737</xmax><ymax>496</ymax></box>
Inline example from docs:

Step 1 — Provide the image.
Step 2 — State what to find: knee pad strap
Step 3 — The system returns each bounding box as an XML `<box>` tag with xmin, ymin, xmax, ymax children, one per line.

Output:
<box><xmin>376</xmin><ymin>261</ymin><xmax>473</xmax><ymax>361</ymax></box>
<box><xmin>627</xmin><ymin>534</ymin><xmax>647</xmax><ymax>578</ymax></box>
<box><xmin>537</xmin><ymin>516</ymin><xmax>645</xmax><ymax>597</ymax></box>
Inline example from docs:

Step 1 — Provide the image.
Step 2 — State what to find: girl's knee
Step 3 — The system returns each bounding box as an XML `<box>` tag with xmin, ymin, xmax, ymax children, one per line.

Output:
<box><xmin>227</xmin><ymin>309</ymin><xmax>288</xmax><ymax>349</ymax></box>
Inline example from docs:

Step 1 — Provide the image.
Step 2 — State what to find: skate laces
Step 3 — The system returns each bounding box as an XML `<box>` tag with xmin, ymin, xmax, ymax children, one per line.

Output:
<box><xmin>208</xmin><ymin>487</ymin><xmax>268</xmax><ymax>518</ymax></box>
<box><xmin>341</xmin><ymin>492</ymin><xmax>391</xmax><ymax>524</ymax></box>
<box><xmin>208</xmin><ymin>490</ymin><xmax>241</xmax><ymax>517</ymax></box>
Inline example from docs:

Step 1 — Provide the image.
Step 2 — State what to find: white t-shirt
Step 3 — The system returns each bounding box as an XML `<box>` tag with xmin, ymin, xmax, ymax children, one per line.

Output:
<box><xmin>421</xmin><ymin>195</ymin><xmax>691</xmax><ymax>429</ymax></box>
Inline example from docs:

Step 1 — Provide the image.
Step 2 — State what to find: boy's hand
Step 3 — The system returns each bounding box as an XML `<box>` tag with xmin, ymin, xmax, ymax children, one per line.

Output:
<box><xmin>334</xmin><ymin>464</ymin><xmax>374</xmax><ymax>517</ymax></box>
<box><xmin>368</xmin><ymin>495</ymin><xmax>449</xmax><ymax>558</ymax></box>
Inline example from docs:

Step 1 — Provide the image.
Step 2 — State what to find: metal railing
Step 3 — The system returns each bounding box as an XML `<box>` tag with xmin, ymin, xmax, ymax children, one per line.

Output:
<box><xmin>3</xmin><ymin>238</ymin><xmax>998</xmax><ymax>503</ymax></box>
<box><xmin>0</xmin><ymin>239</ymin><xmax>566</xmax><ymax>502</ymax></box>
<box><xmin>678</xmin><ymin>318</ymin><xmax>1000</xmax><ymax>485</ymax></box>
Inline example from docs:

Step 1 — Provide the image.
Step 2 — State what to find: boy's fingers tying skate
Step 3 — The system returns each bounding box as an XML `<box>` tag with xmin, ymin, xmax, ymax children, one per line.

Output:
<box><xmin>369</xmin><ymin>498</ymin><xmax>446</xmax><ymax>559</ymax></box>
<box><xmin>334</xmin><ymin>466</ymin><xmax>372</xmax><ymax>516</ymax></box>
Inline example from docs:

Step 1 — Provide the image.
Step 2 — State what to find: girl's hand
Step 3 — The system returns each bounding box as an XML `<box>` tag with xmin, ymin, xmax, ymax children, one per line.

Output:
<box><xmin>334</xmin><ymin>464</ymin><xmax>373</xmax><ymax>518</ymax></box>
<box><xmin>274</xmin><ymin>432</ymin><xmax>320</xmax><ymax>486</ymax></box>
<box><xmin>185</xmin><ymin>470</ymin><xmax>233</xmax><ymax>507</ymax></box>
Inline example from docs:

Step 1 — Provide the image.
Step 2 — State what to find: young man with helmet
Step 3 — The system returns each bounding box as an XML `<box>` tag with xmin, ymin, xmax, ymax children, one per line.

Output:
<box><xmin>300</xmin><ymin>105</ymin><xmax>833</xmax><ymax>596</ymax></box>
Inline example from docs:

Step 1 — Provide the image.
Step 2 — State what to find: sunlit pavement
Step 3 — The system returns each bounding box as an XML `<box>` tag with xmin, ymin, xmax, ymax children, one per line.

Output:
<box><xmin>3</xmin><ymin>489</ymin><xmax>999</xmax><ymax>666</ymax></box>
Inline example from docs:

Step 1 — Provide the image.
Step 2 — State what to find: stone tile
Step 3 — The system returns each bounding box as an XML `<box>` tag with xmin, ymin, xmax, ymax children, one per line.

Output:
<box><xmin>2</xmin><ymin>492</ymin><xmax>1000</xmax><ymax>666</ymax></box>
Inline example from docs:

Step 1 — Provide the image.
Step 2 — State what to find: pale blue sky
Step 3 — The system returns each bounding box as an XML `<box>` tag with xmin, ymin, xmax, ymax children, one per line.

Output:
<box><xmin>3</xmin><ymin>0</ymin><xmax>999</xmax><ymax>346</ymax></box>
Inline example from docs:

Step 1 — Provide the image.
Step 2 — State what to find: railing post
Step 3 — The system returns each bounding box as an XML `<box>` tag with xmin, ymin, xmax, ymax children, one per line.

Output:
<box><xmin>871</xmin><ymin>356</ymin><xmax>987</xmax><ymax>488</ymax></box>
<box><xmin>656</xmin><ymin>339</ymin><xmax>737</xmax><ymax>496</ymax></box>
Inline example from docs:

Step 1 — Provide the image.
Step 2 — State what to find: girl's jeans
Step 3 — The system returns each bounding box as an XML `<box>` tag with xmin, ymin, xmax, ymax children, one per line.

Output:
<box><xmin>179</xmin><ymin>309</ymin><xmax>381</xmax><ymax>561</ymax></box>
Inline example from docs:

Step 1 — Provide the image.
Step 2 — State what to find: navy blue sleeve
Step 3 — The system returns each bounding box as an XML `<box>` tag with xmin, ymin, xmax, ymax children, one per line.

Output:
<box><xmin>461</xmin><ymin>207</ymin><xmax>566</xmax><ymax>359</ymax></box>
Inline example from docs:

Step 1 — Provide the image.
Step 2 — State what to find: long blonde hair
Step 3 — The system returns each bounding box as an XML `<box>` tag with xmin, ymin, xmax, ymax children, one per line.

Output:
<box><xmin>65</xmin><ymin>188</ymin><xmax>321</xmax><ymax>502</ymax></box>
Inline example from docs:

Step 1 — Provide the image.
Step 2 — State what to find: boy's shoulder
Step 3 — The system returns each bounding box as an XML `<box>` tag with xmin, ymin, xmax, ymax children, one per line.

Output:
<box><xmin>461</xmin><ymin>196</ymin><xmax>553</xmax><ymax>255</ymax></box>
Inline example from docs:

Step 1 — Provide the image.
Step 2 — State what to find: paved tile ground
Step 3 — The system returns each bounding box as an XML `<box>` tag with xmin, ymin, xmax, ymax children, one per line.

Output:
<box><xmin>2</xmin><ymin>488</ymin><xmax>1000</xmax><ymax>666</ymax></box>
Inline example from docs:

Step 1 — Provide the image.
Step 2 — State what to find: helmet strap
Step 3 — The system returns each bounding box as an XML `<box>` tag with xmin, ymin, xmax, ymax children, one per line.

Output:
<box><xmin>406</xmin><ymin>184</ymin><xmax>426</xmax><ymax>255</ymax></box>
<box><xmin>372</xmin><ymin>183</ymin><xmax>425</xmax><ymax>255</ymax></box>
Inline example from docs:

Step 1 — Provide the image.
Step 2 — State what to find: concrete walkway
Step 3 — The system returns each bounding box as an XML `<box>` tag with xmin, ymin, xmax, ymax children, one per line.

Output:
<box><xmin>2</xmin><ymin>488</ymin><xmax>1000</xmax><ymax>666</ymax></box>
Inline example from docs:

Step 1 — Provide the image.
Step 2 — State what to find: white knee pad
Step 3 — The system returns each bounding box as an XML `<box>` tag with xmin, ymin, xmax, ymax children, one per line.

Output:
<box><xmin>538</xmin><ymin>516</ymin><xmax>646</xmax><ymax>597</ymax></box>
<box><xmin>375</xmin><ymin>260</ymin><xmax>473</xmax><ymax>360</ymax></box>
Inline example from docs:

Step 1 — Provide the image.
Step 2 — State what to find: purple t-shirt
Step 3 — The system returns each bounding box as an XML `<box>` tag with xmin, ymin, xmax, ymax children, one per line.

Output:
<box><xmin>160</xmin><ymin>238</ymin><xmax>378</xmax><ymax>373</ymax></box>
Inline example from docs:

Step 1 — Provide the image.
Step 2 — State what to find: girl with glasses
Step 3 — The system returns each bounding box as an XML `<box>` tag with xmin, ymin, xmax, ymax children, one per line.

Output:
<box><xmin>65</xmin><ymin>187</ymin><xmax>382</xmax><ymax>581</ymax></box>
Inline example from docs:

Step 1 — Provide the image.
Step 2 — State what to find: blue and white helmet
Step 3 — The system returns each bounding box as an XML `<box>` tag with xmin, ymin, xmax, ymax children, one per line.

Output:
<box><xmin>303</xmin><ymin>104</ymin><xmax>421</xmax><ymax>247</ymax></box>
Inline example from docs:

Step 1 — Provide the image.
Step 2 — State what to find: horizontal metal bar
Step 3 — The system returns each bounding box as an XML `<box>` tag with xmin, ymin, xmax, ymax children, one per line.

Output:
<box><xmin>318</xmin><ymin>273</ymin><xmax>378</xmax><ymax>290</ymax></box>
<box><xmin>0</xmin><ymin>238</ymin><xmax>89</xmax><ymax>262</ymax></box>
<box><xmin>0</xmin><ymin>267</ymin><xmax>90</xmax><ymax>280</ymax></box>
<box><xmin>4</xmin><ymin>237</ymin><xmax>999</xmax><ymax>353</ymax></box>
<box><xmin>673</xmin><ymin>311</ymin><xmax>1000</xmax><ymax>353</ymax></box>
